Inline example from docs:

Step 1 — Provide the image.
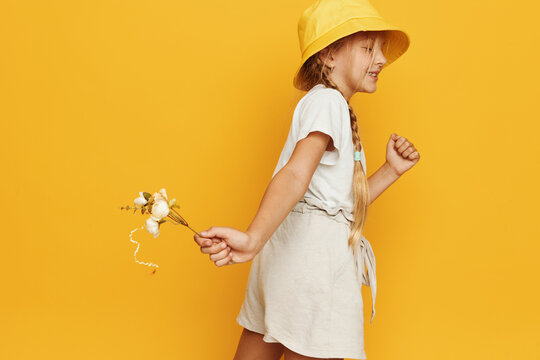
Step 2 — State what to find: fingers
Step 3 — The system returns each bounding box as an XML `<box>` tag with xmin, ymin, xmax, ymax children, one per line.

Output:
<box><xmin>400</xmin><ymin>144</ymin><xmax>418</xmax><ymax>160</ymax></box>
<box><xmin>209</xmin><ymin>246</ymin><xmax>231</xmax><ymax>261</ymax></box>
<box><xmin>393</xmin><ymin>134</ymin><xmax>418</xmax><ymax>160</ymax></box>
<box><xmin>201</xmin><ymin>241</ymin><xmax>229</xmax><ymax>255</ymax></box>
<box><xmin>199</xmin><ymin>226</ymin><xmax>231</xmax><ymax>240</ymax></box>
<box><xmin>402</xmin><ymin>146</ymin><xmax>415</xmax><ymax>158</ymax></box>
<box><xmin>194</xmin><ymin>227</ymin><xmax>225</xmax><ymax>247</ymax></box>
<box><xmin>214</xmin><ymin>251</ymin><xmax>234</xmax><ymax>267</ymax></box>
<box><xmin>193</xmin><ymin>233</ymin><xmax>213</xmax><ymax>247</ymax></box>
<box><xmin>396</xmin><ymin>139</ymin><xmax>411</xmax><ymax>153</ymax></box>
<box><xmin>194</xmin><ymin>232</ymin><xmax>222</xmax><ymax>247</ymax></box>
<box><xmin>195</xmin><ymin>226</ymin><xmax>237</xmax><ymax>267</ymax></box>
<box><xmin>400</xmin><ymin>143</ymin><xmax>419</xmax><ymax>160</ymax></box>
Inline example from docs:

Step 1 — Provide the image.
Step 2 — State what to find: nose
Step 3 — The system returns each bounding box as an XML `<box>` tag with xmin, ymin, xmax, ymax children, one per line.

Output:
<box><xmin>376</xmin><ymin>48</ymin><xmax>387</xmax><ymax>67</ymax></box>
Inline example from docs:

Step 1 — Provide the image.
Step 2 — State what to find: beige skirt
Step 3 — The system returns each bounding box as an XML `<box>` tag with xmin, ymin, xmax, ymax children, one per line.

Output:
<box><xmin>236</xmin><ymin>196</ymin><xmax>377</xmax><ymax>359</ymax></box>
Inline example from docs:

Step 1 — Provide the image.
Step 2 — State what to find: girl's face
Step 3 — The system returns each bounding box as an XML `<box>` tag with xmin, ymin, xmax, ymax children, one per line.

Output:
<box><xmin>328</xmin><ymin>31</ymin><xmax>389</xmax><ymax>100</ymax></box>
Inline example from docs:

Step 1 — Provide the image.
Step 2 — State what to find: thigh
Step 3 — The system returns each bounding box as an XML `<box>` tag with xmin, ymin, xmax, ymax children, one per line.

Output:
<box><xmin>283</xmin><ymin>346</ymin><xmax>343</xmax><ymax>360</ymax></box>
<box><xmin>233</xmin><ymin>328</ymin><xmax>285</xmax><ymax>360</ymax></box>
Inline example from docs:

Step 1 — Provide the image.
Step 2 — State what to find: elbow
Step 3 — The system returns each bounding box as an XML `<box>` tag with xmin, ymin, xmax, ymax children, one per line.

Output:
<box><xmin>281</xmin><ymin>165</ymin><xmax>310</xmax><ymax>198</ymax></box>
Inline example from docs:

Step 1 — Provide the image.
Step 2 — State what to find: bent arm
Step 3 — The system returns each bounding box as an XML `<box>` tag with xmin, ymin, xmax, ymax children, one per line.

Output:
<box><xmin>367</xmin><ymin>161</ymin><xmax>401</xmax><ymax>205</ymax></box>
<box><xmin>246</xmin><ymin>131</ymin><xmax>332</xmax><ymax>255</ymax></box>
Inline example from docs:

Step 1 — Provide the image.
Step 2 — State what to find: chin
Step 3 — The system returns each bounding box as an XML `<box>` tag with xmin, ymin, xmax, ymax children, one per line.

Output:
<box><xmin>358</xmin><ymin>86</ymin><xmax>376</xmax><ymax>94</ymax></box>
<box><xmin>355</xmin><ymin>80</ymin><xmax>377</xmax><ymax>94</ymax></box>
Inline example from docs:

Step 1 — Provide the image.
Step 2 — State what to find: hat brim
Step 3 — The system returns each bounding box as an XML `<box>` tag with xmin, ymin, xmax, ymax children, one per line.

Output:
<box><xmin>293</xmin><ymin>17</ymin><xmax>410</xmax><ymax>90</ymax></box>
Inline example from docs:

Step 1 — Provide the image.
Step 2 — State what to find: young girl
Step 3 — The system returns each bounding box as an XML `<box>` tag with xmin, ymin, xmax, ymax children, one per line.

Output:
<box><xmin>194</xmin><ymin>0</ymin><xmax>419</xmax><ymax>359</ymax></box>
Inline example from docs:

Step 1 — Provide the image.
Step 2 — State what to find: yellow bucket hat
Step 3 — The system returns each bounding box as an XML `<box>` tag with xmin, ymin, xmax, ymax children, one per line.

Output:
<box><xmin>293</xmin><ymin>0</ymin><xmax>411</xmax><ymax>90</ymax></box>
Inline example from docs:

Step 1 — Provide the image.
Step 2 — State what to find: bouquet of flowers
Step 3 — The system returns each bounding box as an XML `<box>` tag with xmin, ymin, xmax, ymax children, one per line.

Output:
<box><xmin>120</xmin><ymin>188</ymin><xmax>200</xmax><ymax>273</ymax></box>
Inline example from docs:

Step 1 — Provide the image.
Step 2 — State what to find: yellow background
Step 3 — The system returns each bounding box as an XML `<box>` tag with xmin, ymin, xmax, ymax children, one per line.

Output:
<box><xmin>1</xmin><ymin>0</ymin><xmax>538</xmax><ymax>359</ymax></box>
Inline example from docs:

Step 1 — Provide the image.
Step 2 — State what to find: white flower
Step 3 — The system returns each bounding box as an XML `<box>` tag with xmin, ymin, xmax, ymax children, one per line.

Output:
<box><xmin>152</xmin><ymin>188</ymin><xmax>168</xmax><ymax>203</ymax></box>
<box><xmin>153</xmin><ymin>189</ymin><xmax>168</xmax><ymax>200</ymax></box>
<box><xmin>145</xmin><ymin>217</ymin><xmax>160</xmax><ymax>238</ymax></box>
<box><xmin>134</xmin><ymin>192</ymin><xmax>148</xmax><ymax>206</ymax></box>
<box><xmin>150</xmin><ymin>199</ymin><xmax>170</xmax><ymax>221</ymax></box>
<box><xmin>159</xmin><ymin>188</ymin><xmax>168</xmax><ymax>200</ymax></box>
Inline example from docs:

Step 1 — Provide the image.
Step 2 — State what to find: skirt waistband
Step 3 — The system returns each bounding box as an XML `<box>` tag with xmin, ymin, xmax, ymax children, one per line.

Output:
<box><xmin>291</xmin><ymin>197</ymin><xmax>353</xmax><ymax>225</ymax></box>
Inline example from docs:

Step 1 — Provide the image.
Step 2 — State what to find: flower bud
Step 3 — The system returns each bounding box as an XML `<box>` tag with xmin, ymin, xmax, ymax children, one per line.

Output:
<box><xmin>145</xmin><ymin>217</ymin><xmax>160</xmax><ymax>238</ymax></box>
<box><xmin>134</xmin><ymin>191</ymin><xmax>148</xmax><ymax>206</ymax></box>
<box><xmin>159</xmin><ymin>188</ymin><xmax>168</xmax><ymax>200</ymax></box>
<box><xmin>152</xmin><ymin>191</ymin><xmax>165</xmax><ymax>202</ymax></box>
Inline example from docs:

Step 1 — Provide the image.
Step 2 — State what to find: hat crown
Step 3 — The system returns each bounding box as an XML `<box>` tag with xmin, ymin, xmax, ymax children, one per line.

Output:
<box><xmin>298</xmin><ymin>0</ymin><xmax>383</xmax><ymax>52</ymax></box>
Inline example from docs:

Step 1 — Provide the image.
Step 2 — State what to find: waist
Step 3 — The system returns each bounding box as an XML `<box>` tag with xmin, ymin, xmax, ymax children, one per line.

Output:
<box><xmin>291</xmin><ymin>197</ymin><xmax>353</xmax><ymax>226</ymax></box>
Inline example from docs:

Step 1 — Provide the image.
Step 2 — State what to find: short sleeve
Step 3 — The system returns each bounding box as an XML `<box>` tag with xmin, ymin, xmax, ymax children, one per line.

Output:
<box><xmin>295</xmin><ymin>92</ymin><xmax>346</xmax><ymax>166</ymax></box>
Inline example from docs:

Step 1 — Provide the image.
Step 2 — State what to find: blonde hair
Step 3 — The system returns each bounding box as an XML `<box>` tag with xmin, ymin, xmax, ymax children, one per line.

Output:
<box><xmin>294</xmin><ymin>31</ymin><xmax>388</xmax><ymax>260</ymax></box>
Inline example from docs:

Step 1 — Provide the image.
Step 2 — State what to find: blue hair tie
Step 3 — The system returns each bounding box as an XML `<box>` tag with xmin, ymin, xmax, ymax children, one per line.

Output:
<box><xmin>354</xmin><ymin>151</ymin><xmax>362</xmax><ymax>161</ymax></box>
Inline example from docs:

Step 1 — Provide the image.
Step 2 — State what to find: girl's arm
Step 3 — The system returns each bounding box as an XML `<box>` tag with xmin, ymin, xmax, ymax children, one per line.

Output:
<box><xmin>367</xmin><ymin>162</ymin><xmax>400</xmax><ymax>205</ymax></box>
<box><xmin>367</xmin><ymin>133</ymin><xmax>420</xmax><ymax>205</ymax></box>
<box><xmin>246</xmin><ymin>131</ymin><xmax>334</xmax><ymax>255</ymax></box>
<box><xmin>194</xmin><ymin>131</ymin><xmax>335</xmax><ymax>266</ymax></box>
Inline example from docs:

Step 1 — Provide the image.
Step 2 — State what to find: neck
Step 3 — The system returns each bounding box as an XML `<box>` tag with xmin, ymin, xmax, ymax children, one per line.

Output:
<box><xmin>326</xmin><ymin>75</ymin><xmax>354</xmax><ymax>102</ymax></box>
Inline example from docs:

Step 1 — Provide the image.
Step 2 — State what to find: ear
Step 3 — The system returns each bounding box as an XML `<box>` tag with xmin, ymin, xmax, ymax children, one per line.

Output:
<box><xmin>317</xmin><ymin>48</ymin><xmax>334</xmax><ymax>68</ymax></box>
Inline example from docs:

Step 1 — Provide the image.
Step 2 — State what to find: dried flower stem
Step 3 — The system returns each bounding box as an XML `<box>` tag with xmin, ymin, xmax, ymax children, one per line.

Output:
<box><xmin>166</xmin><ymin>208</ymin><xmax>201</xmax><ymax>235</ymax></box>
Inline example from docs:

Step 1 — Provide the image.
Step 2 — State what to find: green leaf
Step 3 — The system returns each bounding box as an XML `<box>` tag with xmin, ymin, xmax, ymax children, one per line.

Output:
<box><xmin>143</xmin><ymin>192</ymin><xmax>152</xmax><ymax>200</ymax></box>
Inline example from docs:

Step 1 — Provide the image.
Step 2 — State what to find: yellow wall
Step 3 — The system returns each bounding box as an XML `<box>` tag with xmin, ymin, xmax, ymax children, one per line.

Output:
<box><xmin>1</xmin><ymin>0</ymin><xmax>538</xmax><ymax>359</ymax></box>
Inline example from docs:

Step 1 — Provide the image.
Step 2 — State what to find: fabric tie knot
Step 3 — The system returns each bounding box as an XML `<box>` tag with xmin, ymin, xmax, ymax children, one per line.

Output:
<box><xmin>354</xmin><ymin>235</ymin><xmax>377</xmax><ymax>323</ymax></box>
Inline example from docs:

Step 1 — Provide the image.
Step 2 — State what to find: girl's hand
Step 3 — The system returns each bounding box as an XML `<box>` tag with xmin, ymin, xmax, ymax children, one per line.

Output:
<box><xmin>194</xmin><ymin>226</ymin><xmax>257</xmax><ymax>267</ymax></box>
<box><xmin>193</xmin><ymin>234</ymin><xmax>231</xmax><ymax>265</ymax></box>
<box><xmin>385</xmin><ymin>133</ymin><xmax>420</xmax><ymax>177</ymax></box>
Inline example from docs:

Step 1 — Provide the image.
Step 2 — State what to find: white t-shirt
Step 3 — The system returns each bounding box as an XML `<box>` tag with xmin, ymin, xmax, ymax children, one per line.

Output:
<box><xmin>271</xmin><ymin>84</ymin><xmax>367</xmax><ymax>222</ymax></box>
